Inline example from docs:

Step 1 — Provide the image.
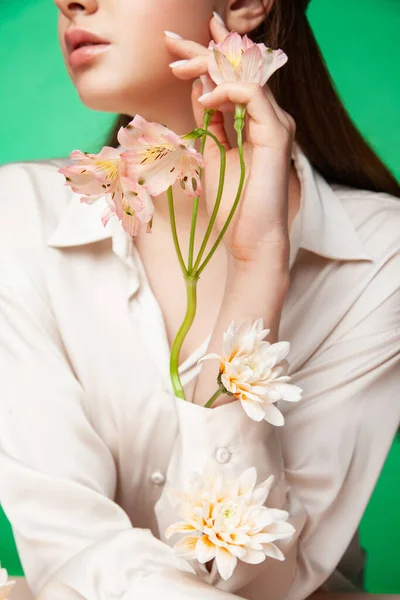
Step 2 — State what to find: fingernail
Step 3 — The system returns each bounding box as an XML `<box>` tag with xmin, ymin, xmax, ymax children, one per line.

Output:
<box><xmin>164</xmin><ymin>30</ymin><xmax>183</xmax><ymax>40</ymax></box>
<box><xmin>169</xmin><ymin>59</ymin><xmax>189</xmax><ymax>68</ymax></box>
<box><xmin>198</xmin><ymin>92</ymin><xmax>212</xmax><ymax>103</ymax></box>
<box><xmin>212</xmin><ymin>11</ymin><xmax>226</xmax><ymax>27</ymax></box>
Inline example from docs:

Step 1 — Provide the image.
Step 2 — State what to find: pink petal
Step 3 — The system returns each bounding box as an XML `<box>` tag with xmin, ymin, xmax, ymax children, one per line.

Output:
<box><xmin>200</xmin><ymin>73</ymin><xmax>216</xmax><ymax>94</ymax></box>
<box><xmin>101</xmin><ymin>204</ymin><xmax>116</xmax><ymax>227</ymax></box>
<box><xmin>240</xmin><ymin>45</ymin><xmax>263</xmax><ymax>83</ymax></box>
<box><xmin>219</xmin><ymin>31</ymin><xmax>244</xmax><ymax>66</ymax></box>
<box><xmin>208</xmin><ymin>49</ymin><xmax>237</xmax><ymax>85</ymax></box>
<box><xmin>260</xmin><ymin>48</ymin><xmax>288</xmax><ymax>86</ymax></box>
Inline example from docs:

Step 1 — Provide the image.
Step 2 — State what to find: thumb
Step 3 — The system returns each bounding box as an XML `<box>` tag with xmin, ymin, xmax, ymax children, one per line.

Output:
<box><xmin>191</xmin><ymin>77</ymin><xmax>232</xmax><ymax>157</ymax></box>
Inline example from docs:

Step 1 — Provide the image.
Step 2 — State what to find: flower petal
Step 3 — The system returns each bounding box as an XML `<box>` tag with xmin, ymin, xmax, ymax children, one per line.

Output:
<box><xmin>240</xmin><ymin>45</ymin><xmax>263</xmax><ymax>83</ymax></box>
<box><xmin>208</xmin><ymin>49</ymin><xmax>238</xmax><ymax>85</ymax></box>
<box><xmin>271</xmin><ymin>382</ymin><xmax>303</xmax><ymax>402</ymax></box>
<box><xmin>215</xmin><ymin>546</ymin><xmax>237</xmax><ymax>581</ymax></box>
<box><xmin>240</xmin><ymin>398</ymin><xmax>265</xmax><ymax>422</ymax></box>
<box><xmin>165</xmin><ymin>521</ymin><xmax>197</xmax><ymax>540</ymax></box>
<box><xmin>251</xmin><ymin>474</ymin><xmax>274</xmax><ymax>505</ymax></box>
<box><xmin>238</xmin><ymin>467</ymin><xmax>257</xmax><ymax>496</ymax></box>
<box><xmin>262</xmin><ymin>542</ymin><xmax>286</xmax><ymax>561</ymax></box>
<box><xmin>241</xmin><ymin>549</ymin><xmax>266</xmax><ymax>564</ymax></box>
<box><xmin>173</xmin><ymin>535</ymin><xmax>200</xmax><ymax>560</ymax></box>
<box><xmin>263</xmin><ymin>402</ymin><xmax>285</xmax><ymax>426</ymax></box>
<box><xmin>260</xmin><ymin>49</ymin><xmax>288</xmax><ymax>86</ymax></box>
<box><xmin>264</xmin><ymin>520</ymin><xmax>296</xmax><ymax>540</ymax></box>
<box><xmin>196</xmin><ymin>535</ymin><xmax>216</xmax><ymax>563</ymax></box>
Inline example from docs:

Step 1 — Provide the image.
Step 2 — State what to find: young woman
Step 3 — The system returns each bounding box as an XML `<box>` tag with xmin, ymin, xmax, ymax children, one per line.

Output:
<box><xmin>0</xmin><ymin>1</ymin><xmax>399</xmax><ymax>599</ymax></box>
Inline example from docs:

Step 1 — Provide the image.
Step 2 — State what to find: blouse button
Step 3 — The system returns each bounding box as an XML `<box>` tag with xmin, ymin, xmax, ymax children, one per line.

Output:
<box><xmin>151</xmin><ymin>471</ymin><xmax>166</xmax><ymax>485</ymax></box>
<box><xmin>215</xmin><ymin>447</ymin><xmax>231</xmax><ymax>464</ymax></box>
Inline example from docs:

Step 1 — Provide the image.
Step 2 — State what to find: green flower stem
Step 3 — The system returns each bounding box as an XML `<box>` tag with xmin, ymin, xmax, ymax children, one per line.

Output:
<box><xmin>196</xmin><ymin>109</ymin><xmax>246</xmax><ymax>277</ymax></box>
<box><xmin>167</xmin><ymin>186</ymin><xmax>188</xmax><ymax>278</ymax></box>
<box><xmin>168</xmin><ymin>113</ymin><xmax>215</xmax><ymax>401</ymax></box>
<box><xmin>168</xmin><ymin>108</ymin><xmax>247</xmax><ymax>402</ymax></box>
<box><xmin>192</xmin><ymin>129</ymin><xmax>227</xmax><ymax>273</ymax></box>
<box><xmin>204</xmin><ymin>384</ymin><xmax>226</xmax><ymax>408</ymax></box>
<box><xmin>188</xmin><ymin>110</ymin><xmax>214</xmax><ymax>272</ymax></box>
<box><xmin>169</xmin><ymin>274</ymin><xmax>199</xmax><ymax>400</ymax></box>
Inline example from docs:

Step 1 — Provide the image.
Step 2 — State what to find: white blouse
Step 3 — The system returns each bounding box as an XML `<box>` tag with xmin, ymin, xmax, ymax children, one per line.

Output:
<box><xmin>0</xmin><ymin>141</ymin><xmax>399</xmax><ymax>600</ymax></box>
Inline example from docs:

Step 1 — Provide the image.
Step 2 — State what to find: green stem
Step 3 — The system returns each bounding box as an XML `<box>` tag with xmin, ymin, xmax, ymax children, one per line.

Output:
<box><xmin>196</xmin><ymin>112</ymin><xmax>246</xmax><ymax>277</ymax></box>
<box><xmin>192</xmin><ymin>129</ymin><xmax>227</xmax><ymax>273</ymax></box>
<box><xmin>167</xmin><ymin>186</ymin><xmax>188</xmax><ymax>278</ymax></box>
<box><xmin>168</xmin><ymin>109</ymin><xmax>246</xmax><ymax>402</ymax></box>
<box><xmin>204</xmin><ymin>384</ymin><xmax>226</xmax><ymax>408</ymax></box>
<box><xmin>188</xmin><ymin>110</ymin><xmax>214</xmax><ymax>272</ymax></box>
<box><xmin>168</xmin><ymin>113</ymin><xmax>216</xmax><ymax>400</ymax></box>
<box><xmin>169</xmin><ymin>275</ymin><xmax>199</xmax><ymax>400</ymax></box>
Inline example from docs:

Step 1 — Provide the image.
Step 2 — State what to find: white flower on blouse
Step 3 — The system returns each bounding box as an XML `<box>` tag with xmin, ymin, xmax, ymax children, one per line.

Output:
<box><xmin>165</xmin><ymin>461</ymin><xmax>295</xmax><ymax>581</ymax></box>
<box><xmin>0</xmin><ymin>563</ymin><xmax>16</xmax><ymax>600</ymax></box>
<box><xmin>197</xmin><ymin>317</ymin><xmax>303</xmax><ymax>425</ymax></box>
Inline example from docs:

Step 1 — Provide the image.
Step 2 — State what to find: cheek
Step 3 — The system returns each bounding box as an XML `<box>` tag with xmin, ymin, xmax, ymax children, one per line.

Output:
<box><xmin>116</xmin><ymin>0</ymin><xmax>214</xmax><ymax>55</ymax></box>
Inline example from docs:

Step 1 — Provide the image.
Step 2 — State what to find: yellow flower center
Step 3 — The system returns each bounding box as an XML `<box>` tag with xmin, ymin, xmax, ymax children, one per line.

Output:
<box><xmin>93</xmin><ymin>160</ymin><xmax>119</xmax><ymax>181</ymax></box>
<box><xmin>141</xmin><ymin>144</ymin><xmax>175</xmax><ymax>164</ymax></box>
<box><xmin>226</xmin><ymin>48</ymin><xmax>245</xmax><ymax>72</ymax></box>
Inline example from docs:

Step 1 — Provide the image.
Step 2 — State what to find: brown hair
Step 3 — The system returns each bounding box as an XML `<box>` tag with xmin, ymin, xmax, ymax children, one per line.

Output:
<box><xmin>103</xmin><ymin>0</ymin><xmax>399</xmax><ymax>198</ymax></box>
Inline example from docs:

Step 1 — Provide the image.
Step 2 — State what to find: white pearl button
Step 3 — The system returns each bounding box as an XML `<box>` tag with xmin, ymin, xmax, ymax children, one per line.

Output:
<box><xmin>151</xmin><ymin>471</ymin><xmax>166</xmax><ymax>485</ymax></box>
<box><xmin>215</xmin><ymin>447</ymin><xmax>231</xmax><ymax>464</ymax></box>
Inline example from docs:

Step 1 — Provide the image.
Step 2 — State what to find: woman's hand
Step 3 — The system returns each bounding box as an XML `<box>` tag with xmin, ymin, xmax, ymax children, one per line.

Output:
<box><xmin>164</xmin><ymin>15</ymin><xmax>296</xmax><ymax>269</ymax></box>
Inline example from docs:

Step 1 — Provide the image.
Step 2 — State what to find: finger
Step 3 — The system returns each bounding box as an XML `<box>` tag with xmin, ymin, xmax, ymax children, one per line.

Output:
<box><xmin>261</xmin><ymin>84</ymin><xmax>296</xmax><ymax>136</ymax></box>
<box><xmin>169</xmin><ymin>55</ymin><xmax>209</xmax><ymax>80</ymax></box>
<box><xmin>164</xmin><ymin>35</ymin><xmax>209</xmax><ymax>60</ymax></box>
<box><xmin>191</xmin><ymin>79</ymin><xmax>231</xmax><ymax>154</ymax></box>
<box><xmin>198</xmin><ymin>82</ymin><xmax>288</xmax><ymax>147</ymax></box>
<box><xmin>209</xmin><ymin>13</ymin><xmax>230</xmax><ymax>43</ymax></box>
<box><xmin>262</xmin><ymin>85</ymin><xmax>284</xmax><ymax>119</ymax></box>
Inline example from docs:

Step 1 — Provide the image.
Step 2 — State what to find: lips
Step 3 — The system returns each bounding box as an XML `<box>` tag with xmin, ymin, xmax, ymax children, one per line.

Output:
<box><xmin>65</xmin><ymin>28</ymin><xmax>110</xmax><ymax>54</ymax></box>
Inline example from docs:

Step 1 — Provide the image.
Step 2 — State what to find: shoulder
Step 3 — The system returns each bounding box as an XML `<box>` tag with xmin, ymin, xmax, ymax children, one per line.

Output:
<box><xmin>331</xmin><ymin>183</ymin><xmax>400</xmax><ymax>261</ymax></box>
<box><xmin>328</xmin><ymin>184</ymin><xmax>400</xmax><ymax>334</ymax></box>
<box><xmin>0</xmin><ymin>158</ymin><xmax>72</xmax><ymax>250</ymax></box>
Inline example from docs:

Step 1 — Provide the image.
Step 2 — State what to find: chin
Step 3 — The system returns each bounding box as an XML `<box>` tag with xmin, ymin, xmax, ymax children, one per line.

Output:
<box><xmin>73</xmin><ymin>77</ymin><xmax>132</xmax><ymax>114</ymax></box>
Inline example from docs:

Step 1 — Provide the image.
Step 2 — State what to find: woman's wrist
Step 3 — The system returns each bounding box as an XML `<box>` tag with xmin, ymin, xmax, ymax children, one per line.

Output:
<box><xmin>192</xmin><ymin>249</ymin><xmax>289</xmax><ymax>407</ymax></box>
<box><xmin>226</xmin><ymin>238</ymin><xmax>290</xmax><ymax>283</ymax></box>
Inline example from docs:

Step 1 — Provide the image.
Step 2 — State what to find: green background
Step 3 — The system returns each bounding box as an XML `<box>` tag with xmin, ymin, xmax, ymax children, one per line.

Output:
<box><xmin>0</xmin><ymin>0</ymin><xmax>399</xmax><ymax>593</ymax></box>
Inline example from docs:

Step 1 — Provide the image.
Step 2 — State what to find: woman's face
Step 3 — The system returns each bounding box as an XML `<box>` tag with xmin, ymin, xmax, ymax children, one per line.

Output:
<box><xmin>55</xmin><ymin>0</ymin><xmax>220</xmax><ymax>119</ymax></box>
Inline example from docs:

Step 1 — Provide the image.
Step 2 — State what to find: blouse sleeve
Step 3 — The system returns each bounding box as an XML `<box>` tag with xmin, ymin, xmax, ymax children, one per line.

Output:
<box><xmin>0</xmin><ymin>255</ymin><xmax>243</xmax><ymax>600</ymax></box>
<box><xmin>153</xmin><ymin>250</ymin><xmax>400</xmax><ymax>600</ymax></box>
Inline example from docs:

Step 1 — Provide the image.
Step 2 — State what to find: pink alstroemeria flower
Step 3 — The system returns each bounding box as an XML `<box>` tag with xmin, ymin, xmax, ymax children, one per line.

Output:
<box><xmin>58</xmin><ymin>146</ymin><xmax>154</xmax><ymax>237</ymax></box>
<box><xmin>118</xmin><ymin>114</ymin><xmax>205</xmax><ymax>198</ymax></box>
<box><xmin>208</xmin><ymin>30</ymin><xmax>288</xmax><ymax>86</ymax></box>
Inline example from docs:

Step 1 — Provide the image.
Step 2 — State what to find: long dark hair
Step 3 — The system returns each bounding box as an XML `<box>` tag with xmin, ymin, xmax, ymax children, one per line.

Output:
<box><xmin>103</xmin><ymin>0</ymin><xmax>399</xmax><ymax>198</ymax></box>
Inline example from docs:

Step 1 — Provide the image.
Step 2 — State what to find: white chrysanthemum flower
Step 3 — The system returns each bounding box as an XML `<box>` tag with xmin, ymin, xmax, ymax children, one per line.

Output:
<box><xmin>165</xmin><ymin>462</ymin><xmax>295</xmax><ymax>581</ymax></box>
<box><xmin>0</xmin><ymin>562</ymin><xmax>16</xmax><ymax>600</ymax></box>
<box><xmin>198</xmin><ymin>317</ymin><xmax>303</xmax><ymax>424</ymax></box>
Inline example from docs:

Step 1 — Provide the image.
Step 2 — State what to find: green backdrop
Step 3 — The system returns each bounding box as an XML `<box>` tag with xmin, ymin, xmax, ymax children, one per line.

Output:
<box><xmin>0</xmin><ymin>0</ymin><xmax>399</xmax><ymax>594</ymax></box>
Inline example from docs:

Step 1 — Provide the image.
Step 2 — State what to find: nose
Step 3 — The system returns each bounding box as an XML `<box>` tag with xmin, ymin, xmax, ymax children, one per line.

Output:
<box><xmin>54</xmin><ymin>0</ymin><xmax>98</xmax><ymax>18</ymax></box>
